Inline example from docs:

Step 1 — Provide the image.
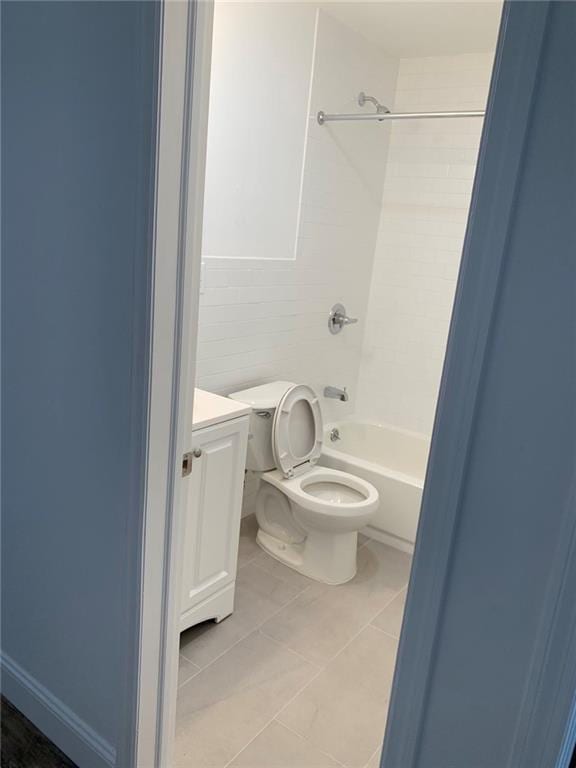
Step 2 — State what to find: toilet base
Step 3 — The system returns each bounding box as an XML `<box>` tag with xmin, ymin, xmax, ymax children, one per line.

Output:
<box><xmin>256</xmin><ymin>527</ymin><xmax>358</xmax><ymax>585</ymax></box>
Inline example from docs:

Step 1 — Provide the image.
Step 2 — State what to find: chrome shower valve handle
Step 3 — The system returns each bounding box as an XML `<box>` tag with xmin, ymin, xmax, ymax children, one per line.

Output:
<box><xmin>328</xmin><ymin>303</ymin><xmax>358</xmax><ymax>334</ymax></box>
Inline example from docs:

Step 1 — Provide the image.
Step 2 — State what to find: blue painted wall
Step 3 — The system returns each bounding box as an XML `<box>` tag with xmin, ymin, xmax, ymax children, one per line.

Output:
<box><xmin>1</xmin><ymin>0</ymin><xmax>160</xmax><ymax>759</ymax></box>
<box><xmin>419</xmin><ymin>4</ymin><xmax>574</xmax><ymax>761</ymax></box>
<box><xmin>382</xmin><ymin>2</ymin><xmax>576</xmax><ymax>766</ymax></box>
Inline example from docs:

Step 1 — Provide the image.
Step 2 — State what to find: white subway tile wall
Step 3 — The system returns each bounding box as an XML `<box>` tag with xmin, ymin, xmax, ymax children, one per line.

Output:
<box><xmin>356</xmin><ymin>53</ymin><xmax>494</xmax><ymax>435</ymax></box>
<box><xmin>197</xmin><ymin>14</ymin><xmax>495</xmax><ymax>484</ymax></box>
<box><xmin>197</xmin><ymin>10</ymin><xmax>397</xmax><ymax>430</ymax></box>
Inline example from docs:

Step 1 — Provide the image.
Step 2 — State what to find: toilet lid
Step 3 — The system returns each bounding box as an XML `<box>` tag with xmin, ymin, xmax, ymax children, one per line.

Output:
<box><xmin>272</xmin><ymin>384</ymin><xmax>323</xmax><ymax>478</ymax></box>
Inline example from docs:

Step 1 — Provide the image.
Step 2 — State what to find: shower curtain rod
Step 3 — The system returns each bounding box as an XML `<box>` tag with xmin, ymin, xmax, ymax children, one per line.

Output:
<box><xmin>317</xmin><ymin>109</ymin><xmax>485</xmax><ymax>125</ymax></box>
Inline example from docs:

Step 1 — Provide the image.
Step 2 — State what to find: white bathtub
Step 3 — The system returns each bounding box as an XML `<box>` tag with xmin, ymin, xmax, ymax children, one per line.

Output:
<box><xmin>320</xmin><ymin>421</ymin><xmax>430</xmax><ymax>553</ymax></box>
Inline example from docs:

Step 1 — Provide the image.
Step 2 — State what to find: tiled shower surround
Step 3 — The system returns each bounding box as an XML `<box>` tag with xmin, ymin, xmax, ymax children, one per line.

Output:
<box><xmin>196</xmin><ymin>10</ymin><xmax>397</xmax><ymax>427</ymax></box>
<box><xmin>196</xmin><ymin>11</ymin><xmax>495</xmax><ymax>439</ymax></box>
<box><xmin>356</xmin><ymin>53</ymin><xmax>494</xmax><ymax>434</ymax></box>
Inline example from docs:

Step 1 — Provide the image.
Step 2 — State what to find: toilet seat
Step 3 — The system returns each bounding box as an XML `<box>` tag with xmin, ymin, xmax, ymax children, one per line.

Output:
<box><xmin>268</xmin><ymin>383</ymin><xmax>377</xmax><ymax>520</ymax></box>
<box><xmin>272</xmin><ymin>384</ymin><xmax>323</xmax><ymax>477</ymax></box>
<box><xmin>262</xmin><ymin>466</ymin><xmax>378</xmax><ymax>519</ymax></box>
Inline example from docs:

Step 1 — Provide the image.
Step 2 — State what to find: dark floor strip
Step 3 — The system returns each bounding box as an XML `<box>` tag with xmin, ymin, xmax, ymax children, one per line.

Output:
<box><xmin>1</xmin><ymin>696</ymin><xmax>77</xmax><ymax>768</ymax></box>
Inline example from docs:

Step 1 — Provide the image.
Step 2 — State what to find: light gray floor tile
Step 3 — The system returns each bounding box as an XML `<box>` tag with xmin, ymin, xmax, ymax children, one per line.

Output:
<box><xmin>253</xmin><ymin>534</ymin><xmax>365</xmax><ymax>591</ymax></box>
<box><xmin>228</xmin><ymin>720</ymin><xmax>341</xmax><ymax>768</ymax></box>
<box><xmin>180</xmin><ymin>562</ymin><xmax>305</xmax><ymax>668</ymax></box>
<box><xmin>175</xmin><ymin>631</ymin><xmax>317</xmax><ymax>768</ymax></box>
<box><xmin>178</xmin><ymin>654</ymin><xmax>199</xmax><ymax>687</ymax></box>
<box><xmin>237</xmin><ymin>514</ymin><xmax>260</xmax><ymax>567</ymax></box>
<box><xmin>278</xmin><ymin>626</ymin><xmax>398</xmax><ymax>768</ymax></box>
<box><xmin>365</xmin><ymin>748</ymin><xmax>382</xmax><ymax>768</ymax></box>
<box><xmin>261</xmin><ymin>542</ymin><xmax>411</xmax><ymax>666</ymax></box>
<box><xmin>252</xmin><ymin>549</ymin><xmax>315</xmax><ymax>590</ymax></box>
<box><xmin>371</xmin><ymin>588</ymin><xmax>407</xmax><ymax>639</ymax></box>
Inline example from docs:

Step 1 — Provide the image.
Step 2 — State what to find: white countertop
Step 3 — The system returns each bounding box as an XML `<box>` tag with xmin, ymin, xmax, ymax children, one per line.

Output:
<box><xmin>192</xmin><ymin>388</ymin><xmax>251</xmax><ymax>431</ymax></box>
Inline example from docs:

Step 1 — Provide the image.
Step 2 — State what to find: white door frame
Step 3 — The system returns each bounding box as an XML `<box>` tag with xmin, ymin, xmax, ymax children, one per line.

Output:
<box><xmin>136</xmin><ymin>1</ymin><xmax>213</xmax><ymax>765</ymax></box>
<box><xmin>134</xmin><ymin>3</ymin><xmax>576</xmax><ymax>768</ymax></box>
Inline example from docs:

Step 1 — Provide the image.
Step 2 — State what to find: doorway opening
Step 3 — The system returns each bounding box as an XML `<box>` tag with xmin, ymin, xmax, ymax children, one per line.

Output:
<box><xmin>173</xmin><ymin>3</ymin><xmax>501</xmax><ymax>765</ymax></box>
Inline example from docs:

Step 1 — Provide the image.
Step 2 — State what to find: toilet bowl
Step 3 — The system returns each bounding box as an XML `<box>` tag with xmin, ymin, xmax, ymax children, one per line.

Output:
<box><xmin>229</xmin><ymin>382</ymin><xmax>379</xmax><ymax>585</ymax></box>
<box><xmin>259</xmin><ymin>466</ymin><xmax>378</xmax><ymax>584</ymax></box>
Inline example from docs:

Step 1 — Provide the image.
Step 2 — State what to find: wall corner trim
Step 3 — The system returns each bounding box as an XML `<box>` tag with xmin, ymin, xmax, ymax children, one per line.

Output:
<box><xmin>0</xmin><ymin>652</ymin><xmax>116</xmax><ymax>768</ymax></box>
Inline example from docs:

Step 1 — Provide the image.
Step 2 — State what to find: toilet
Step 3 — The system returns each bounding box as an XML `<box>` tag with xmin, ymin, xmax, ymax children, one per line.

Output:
<box><xmin>229</xmin><ymin>381</ymin><xmax>379</xmax><ymax>585</ymax></box>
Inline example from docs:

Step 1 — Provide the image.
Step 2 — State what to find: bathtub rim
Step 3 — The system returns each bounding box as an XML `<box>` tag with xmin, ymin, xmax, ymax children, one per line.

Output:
<box><xmin>322</xmin><ymin>418</ymin><xmax>429</xmax><ymax>490</ymax></box>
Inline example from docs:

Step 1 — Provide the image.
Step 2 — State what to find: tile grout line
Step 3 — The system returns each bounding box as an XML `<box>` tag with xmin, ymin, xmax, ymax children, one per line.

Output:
<box><xmin>178</xmin><ymin>576</ymin><xmax>314</xmax><ymax>676</ymax></box>
<box><xmin>222</xmin><ymin>579</ymin><xmax>409</xmax><ymax>768</ymax></box>
<box><xmin>273</xmin><ymin>720</ymin><xmax>348</xmax><ymax>768</ymax></box>
<box><xmin>242</xmin><ymin>556</ymin><xmax>314</xmax><ymax>592</ymax></box>
<box><xmin>179</xmin><ymin>537</ymin><xmax>412</xmax><ymax>766</ymax></box>
<box><xmin>179</xmin><ymin>523</ymin><xmax>310</xmax><ymax>671</ymax></box>
<box><xmin>367</xmin><ymin>584</ymin><xmax>408</xmax><ymax>632</ymax></box>
<box><xmin>260</xmin><ymin>579</ymin><xmax>408</xmax><ymax>672</ymax></box>
<box><xmin>354</xmin><ymin>582</ymin><xmax>410</xmax><ymax>637</ymax></box>
<box><xmin>237</xmin><ymin>554</ymin><xmax>259</xmax><ymax>569</ymax></box>
<box><xmin>368</xmin><ymin>624</ymin><xmax>401</xmax><ymax>642</ymax></box>
<box><xmin>179</xmin><ymin>652</ymin><xmax>201</xmax><ymax>670</ymax></box>
<box><xmin>177</xmin><ymin>655</ymin><xmax>202</xmax><ymax>689</ymax></box>
<box><xmin>258</xmin><ymin>628</ymin><xmax>323</xmax><ymax>671</ymax></box>
<box><xmin>363</xmin><ymin>744</ymin><xmax>382</xmax><ymax>768</ymax></box>
<box><xmin>179</xmin><ymin>532</ymin><xmax>374</xmax><ymax>672</ymax></box>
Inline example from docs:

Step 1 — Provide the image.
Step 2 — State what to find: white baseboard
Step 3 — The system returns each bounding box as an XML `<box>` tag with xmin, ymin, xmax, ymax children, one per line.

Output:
<box><xmin>362</xmin><ymin>526</ymin><xmax>415</xmax><ymax>555</ymax></box>
<box><xmin>1</xmin><ymin>652</ymin><xmax>116</xmax><ymax>768</ymax></box>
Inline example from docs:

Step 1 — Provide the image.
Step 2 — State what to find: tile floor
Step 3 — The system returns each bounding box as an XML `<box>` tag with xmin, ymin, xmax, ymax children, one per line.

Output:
<box><xmin>175</xmin><ymin>515</ymin><xmax>411</xmax><ymax>768</ymax></box>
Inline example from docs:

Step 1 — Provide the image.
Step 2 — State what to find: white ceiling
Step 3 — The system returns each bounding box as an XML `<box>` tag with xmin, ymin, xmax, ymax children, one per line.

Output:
<box><xmin>321</xmin><ymin>2</ymin><xmax>502</xmax><ymax>57</ymax></box>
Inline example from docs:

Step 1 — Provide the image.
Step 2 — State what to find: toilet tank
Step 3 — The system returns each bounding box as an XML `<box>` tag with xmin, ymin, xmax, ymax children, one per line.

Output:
<box><xmin>228</xmin><ymin>381</ymin><xmax>295</xmax><ymax>471</ymax></box>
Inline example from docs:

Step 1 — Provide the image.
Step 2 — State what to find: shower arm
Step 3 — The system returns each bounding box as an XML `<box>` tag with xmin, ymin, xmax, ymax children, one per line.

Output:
<box><xmin>358</xmin><ymin>91</ymin><xmax>390</xmax><ymax>115</ymax></box>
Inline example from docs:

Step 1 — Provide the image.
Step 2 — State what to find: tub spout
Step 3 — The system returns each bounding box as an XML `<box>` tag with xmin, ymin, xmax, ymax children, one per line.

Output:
<box><xmin>324</xmin><ymin>386</ymin><xmax>349</xmax><ymax>402</ymax></box>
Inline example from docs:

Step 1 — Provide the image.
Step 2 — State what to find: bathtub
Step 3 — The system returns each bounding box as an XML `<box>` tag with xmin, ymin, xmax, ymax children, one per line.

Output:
<box><xmin>320</xmin><ymin>421</ymin><xmax>430</xmax><ymax>553</ymax></box>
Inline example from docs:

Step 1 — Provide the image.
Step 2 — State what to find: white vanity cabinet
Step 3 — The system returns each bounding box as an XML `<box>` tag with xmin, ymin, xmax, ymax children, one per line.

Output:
<box><xmin>180</xmin><ymin>390</ymin><xmax>250</xmax><ymax>632</ymax></box>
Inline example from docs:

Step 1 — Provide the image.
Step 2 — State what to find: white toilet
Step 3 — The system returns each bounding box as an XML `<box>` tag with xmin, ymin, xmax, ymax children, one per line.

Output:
<box><xmin>229</xmin><ymin>381</ymin><xmax>379</xmax><ymax>585</ymax></box>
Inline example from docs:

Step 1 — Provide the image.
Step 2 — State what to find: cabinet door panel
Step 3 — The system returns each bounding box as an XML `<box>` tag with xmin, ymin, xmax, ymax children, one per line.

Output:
<box><xmin>181</xmin><ymin>417</ymin><xmax>248</xmax><ymax>615</ymax></box>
